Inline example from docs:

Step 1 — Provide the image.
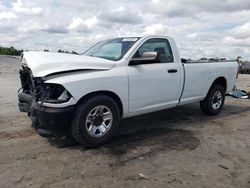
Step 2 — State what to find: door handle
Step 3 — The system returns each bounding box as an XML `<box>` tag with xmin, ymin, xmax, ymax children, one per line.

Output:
<box><xmin>168</xmin><ymin>69</ymin><xmax>178</xmax><ymax>73</ymax></box>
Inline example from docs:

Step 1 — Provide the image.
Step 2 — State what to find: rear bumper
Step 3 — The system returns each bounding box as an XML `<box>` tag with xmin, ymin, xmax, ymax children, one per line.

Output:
<box><xmin>18</xmin><ymin>92</ymin><xmax>75</xmax><ymax>137</ymax></box>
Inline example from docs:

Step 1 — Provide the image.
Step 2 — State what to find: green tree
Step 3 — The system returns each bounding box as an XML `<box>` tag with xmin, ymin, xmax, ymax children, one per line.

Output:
<box><xmin>0</xmin><ymin>46</ymin><xmax>23</xmax><ymax>56</ymax></box>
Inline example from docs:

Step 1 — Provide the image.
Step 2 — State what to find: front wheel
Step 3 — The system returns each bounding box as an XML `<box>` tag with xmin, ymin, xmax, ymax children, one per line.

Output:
<box><xmin>71</xmin><ymin>95</ymin><xmax>120</xmax><ymax>147</ymax></box>
<box><xmin>200</xmin><ymin>84</ymin><xmax>225</xmax><ymax>116</ymax></box>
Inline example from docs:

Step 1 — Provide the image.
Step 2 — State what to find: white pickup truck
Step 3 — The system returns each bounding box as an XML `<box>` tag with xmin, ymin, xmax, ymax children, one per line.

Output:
<box><xmin>18</xmin><ymin>35</ymin><xmax>238</xmax><ymax>147</ymax></box>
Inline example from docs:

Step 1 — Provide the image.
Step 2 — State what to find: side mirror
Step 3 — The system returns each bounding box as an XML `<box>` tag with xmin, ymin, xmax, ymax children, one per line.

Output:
<box><xmin>129</xmin><ymin>52</ymin><xmax>158</xmax><ymax>66</ymax></box>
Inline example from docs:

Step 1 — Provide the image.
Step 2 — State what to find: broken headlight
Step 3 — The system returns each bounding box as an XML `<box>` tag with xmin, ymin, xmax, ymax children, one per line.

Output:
<box><xmin>37</xmin><ymin>83</ymin><xmax>72</xmax><ymax>103</ymax></box>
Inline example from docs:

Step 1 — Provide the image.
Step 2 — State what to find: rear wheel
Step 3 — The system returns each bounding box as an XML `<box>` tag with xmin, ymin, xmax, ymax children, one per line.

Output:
<box><xmin>200</xmin><ymin>84</ymin><xmax>225</xmax><ymax>116</ymax></box>
<box><xmin>71</xmin><ymin>95</ymin><xmax>120</xmax><ymax>147</ymax></box>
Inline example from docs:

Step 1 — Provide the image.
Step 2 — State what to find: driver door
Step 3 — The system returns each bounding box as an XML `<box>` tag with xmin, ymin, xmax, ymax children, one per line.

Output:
<box><xmin>127</xmin><ymin>38</ymin><xmax>183</xmax><ymax>114</ymax></box>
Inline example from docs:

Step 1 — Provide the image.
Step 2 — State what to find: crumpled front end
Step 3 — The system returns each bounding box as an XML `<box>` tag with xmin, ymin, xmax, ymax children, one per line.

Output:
<box><xmin>18</xmin><ymin>65</ymin><xmax>75</xmax><ymax>137</ymax></box>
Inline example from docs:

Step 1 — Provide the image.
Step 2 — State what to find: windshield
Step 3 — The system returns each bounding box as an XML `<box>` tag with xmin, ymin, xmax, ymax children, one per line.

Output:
<box><xmin>84</xmin><ymin>37</ymin><xmax>139</xmax><ymax>61</ymax></box>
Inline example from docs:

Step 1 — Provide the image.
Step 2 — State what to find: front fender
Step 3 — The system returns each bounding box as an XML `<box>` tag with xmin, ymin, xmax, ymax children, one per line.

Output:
<box><xmin>44</xmin><ymin>67</ymin><xmax>129</xmax><ymax>116</ymax></box>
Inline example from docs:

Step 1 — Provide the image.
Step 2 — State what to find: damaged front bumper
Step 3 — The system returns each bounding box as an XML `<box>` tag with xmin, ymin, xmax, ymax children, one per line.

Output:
<box><xmin>18</xmin><ymin>92</ymin><xmax>75</xmax><ymax>137</ymax></box>
<box><xmin>18</xmin><ymin>65</ymin><xmax>76</xmax><ymax>137</ymax></box>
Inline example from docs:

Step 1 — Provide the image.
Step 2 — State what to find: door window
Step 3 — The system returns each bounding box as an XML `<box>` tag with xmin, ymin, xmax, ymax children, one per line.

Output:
<box><xmin>133</xmin><ymin>38</ymin><xmax>174</xmax><ymax>63</ymax></box>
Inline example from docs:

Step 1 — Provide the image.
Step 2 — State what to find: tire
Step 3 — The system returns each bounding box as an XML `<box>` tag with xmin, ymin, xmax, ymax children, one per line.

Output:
<box><xmin>200</xmin><ymin>84</ymin><xmax>225</xmax><ymax>116</ymax></box>
<box><xmin>71</xmin><ymin>95</ymin><xmax>120</xmax><ymax>147</ymax></box>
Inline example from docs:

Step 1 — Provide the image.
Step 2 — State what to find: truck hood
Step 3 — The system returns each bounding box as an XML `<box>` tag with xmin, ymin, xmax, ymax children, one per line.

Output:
<box><xmin>22</xmin><ymin>51</ymin><xmax>115</xmax><ymax>77</ymax></box>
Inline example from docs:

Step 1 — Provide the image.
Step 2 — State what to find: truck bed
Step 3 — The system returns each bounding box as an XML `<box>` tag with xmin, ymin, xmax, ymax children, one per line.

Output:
<box><xmin>179</xmin><ymin>60</ymin><xmax>238</xmax><ymax>105</ymax></box>
<box><xmin>183</xmin><ymin>59</ymin><xmax>236</xmax><ymax>64</ymax></box>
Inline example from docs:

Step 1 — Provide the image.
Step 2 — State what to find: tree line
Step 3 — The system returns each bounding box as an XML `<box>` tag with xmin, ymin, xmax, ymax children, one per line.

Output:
<box><xmin>51</xmin><ymin>49</ymin><xmax>78</xmax><ymax>54</ymax></box>
<box><xmin>0</xmin><ymin>46</ymin><xmax>79</xmax><ymax>56</ymax></box>
<box><xmin>0</xmin><ymin>46</ymin><xmax>23</xmax><ymax>56</ymax></box>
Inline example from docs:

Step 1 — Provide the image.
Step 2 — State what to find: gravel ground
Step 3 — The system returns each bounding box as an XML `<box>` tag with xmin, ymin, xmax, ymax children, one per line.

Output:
<box><xmin>0</xmin><ymin>56</ymin><xmax>250</xmax><ymax>188</ymax></box>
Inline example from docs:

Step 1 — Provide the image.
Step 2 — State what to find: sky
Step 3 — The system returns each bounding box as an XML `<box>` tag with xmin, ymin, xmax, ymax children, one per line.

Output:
<box><xmin>0</xmin><ymin>0</ymin><xmax>250</xmax><ymax>60</ymax></box>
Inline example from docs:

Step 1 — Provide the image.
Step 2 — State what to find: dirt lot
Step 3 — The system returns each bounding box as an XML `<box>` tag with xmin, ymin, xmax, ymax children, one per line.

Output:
<box><xmin>0</xmin><ymin>56</ymin><xmax>250</xmax><ymax>188</ymax></box>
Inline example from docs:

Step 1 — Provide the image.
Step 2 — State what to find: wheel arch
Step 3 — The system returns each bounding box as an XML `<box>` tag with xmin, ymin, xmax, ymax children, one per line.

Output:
<box><xmin>77</xmin><ymin>90</ymin><xmax>123</xmax><ymax>117</ymax></box>
<box><xmin>210</xmin><ymin>76</ymin><xmax>227</xmax><ymax>92</ymax></box>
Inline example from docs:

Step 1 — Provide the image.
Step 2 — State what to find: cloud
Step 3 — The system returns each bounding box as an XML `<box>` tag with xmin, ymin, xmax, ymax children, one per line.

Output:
<box><xmin>99</xmin><ymin>7</ymin><xmax>143</xmax><ymax>24</ymax></box>
<box><xmin>229</xmin><ymin>22</ymin><xmax>250</xmax><ymax>39</ymax></box>
<box><xmin>12</xmin><ymin>0</ymin><xmax>42</xmax><ymax>16</ymax></box>
<box><xmin>148</xmin><ymin>0</ymin><xmax>250</xmax><ymax>17</ymax></box>
<box><xmin>223</xmin><ymin>36</ymin><xmax>250</xmax><ymax>47</ymax></box>
<box><xmin>0</xmin><ymin>11</ymin><xmax>16</xmax><ymax>20</ymax></box>
<box><xmin>0</xmin><ymin>0</ymin><xmax>250</xmax><ymax>59</ymax></box>
<box><xmin>68</xmin><ymin>18</ymin><xmax>84</xmax><ymax>30</ymax></box>
<box><xmin>143</xmin><ymin>23</ymin><xmax>169</xmax><ymax>35</ymax></box>
<box><xmin>67</xmin><ymin>17</ymin><xmax>92</xmax><ymax>33</ymax></box>
<box><xmin>84</xmin><ymin>16</ymin><xmax>98</xmax><ymax>28</ymax></box>
<box><xmin>17</xmin><ymin>21</ymin><xmax>43</xmax><ymax>33</ymax></box>
<box><xmin>41</xmin><ymin>23</ymin><xmax>68</xmax><ymax>34</ymax></box>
